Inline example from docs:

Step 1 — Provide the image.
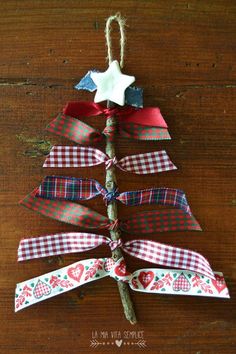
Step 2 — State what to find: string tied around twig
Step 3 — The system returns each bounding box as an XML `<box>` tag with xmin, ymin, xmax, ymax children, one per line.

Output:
<box><xmin>109</xmin><ymin>238</ymin><xmax>123</xmax><ymax>251</ymax></box>
<box><xmin>105</xmin><ymin>12</ymin><xmax>126</xmax><ymax>68</ymax></box>
<box><xmin>105</xmin><ymin>156</ymin><xmax>119</xmax><ymax>169</ymax></box>
<box><xmin>103</xmin><ymin>187</ymin><xmax>120</xmax><ymax>205</ymax></box>
<box><xmin>102</xmin><ymin>125</ymin><xmax>117</xmax><ymax>141</ymax></box>
<box><xmin>106</xmin><ymin>219</ymin><xmax>120</xmax><ymax>231</ymax></box>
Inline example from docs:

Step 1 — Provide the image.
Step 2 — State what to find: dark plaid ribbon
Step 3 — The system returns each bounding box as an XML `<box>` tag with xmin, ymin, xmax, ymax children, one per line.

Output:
<box><xmin>20</xmin><ymin>188</ymin><xmax>201</xmax><ymax>232</ymax></box>
<box><xmin>18</xmin><ymin>233</ymin><xmax>212</xmax><ymax>278</ymax></box>
<box><xmin>46</xmin><ymin>113</ymin><xmax>171</xmax><ymax>144</ymax></box>
<box><xmin>36</xmin><ymin>176</ymin><xmax>191</xmax><ymax>214</ymax></box>
<box><xmin>43</xmin><ymin>146</ymin><xmax>177</xmax><ymax>174</ymax></box>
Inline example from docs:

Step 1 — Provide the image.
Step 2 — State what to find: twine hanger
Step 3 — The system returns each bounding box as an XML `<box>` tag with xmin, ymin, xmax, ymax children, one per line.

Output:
<box><xmin>105</xmin><ymin>12</ymin><xmax>126</xmax><ymax>68</ymax></box>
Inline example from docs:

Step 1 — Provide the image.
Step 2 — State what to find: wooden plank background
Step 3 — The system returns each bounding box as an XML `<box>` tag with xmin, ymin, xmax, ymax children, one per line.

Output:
<box><xmin>0</xmin><ymin>1</ymin><xmax>235</xmax><ymax>353</ymax></box>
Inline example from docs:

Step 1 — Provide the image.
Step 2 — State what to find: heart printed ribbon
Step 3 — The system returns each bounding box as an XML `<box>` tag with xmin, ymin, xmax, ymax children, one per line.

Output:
<box><xmin>20</xmin><ymin>190</ymin><xmax>201</xmax><ymax>232</ymax></box>
<box><xmin>15</xmin><ymin>256</ymin><xmax>229</xmax><ymax>312</ymax></box>
<box><xmin>46</xmin><ymin>113</ymin><xmax>171</xmax><ymax>144</ymax></box>
<box><xmin>17</xmin><ymin>232</ymin><xmax>213</xmax><ymax>278</ymax></box>
<box><xmin>43</xmin><ymin>146</ymin><xmax>177</xmax><ymax>174</ymax></box>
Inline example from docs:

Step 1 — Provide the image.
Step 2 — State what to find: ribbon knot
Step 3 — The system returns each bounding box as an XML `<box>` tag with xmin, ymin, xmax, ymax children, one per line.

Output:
<box><xmin>107</xmin><ymin>219</ymin><xmax>119</xmax><ymax>231</ymax></box>
<box><xmin>103</xmin><ymin>188</ymin><xmax>120</xmax><ymax>204</ymax></box>
<box><xmin>109</xmin><ymin>238</ymin><xmax>123</xmax><ymax>251</ymax></box>
<box><xmin>103</xmin><ymin>107</ymin><xmax>121</xmax><ymax>118</ymax></box>
<box><xmin>102</xmin><ymin>125</ymin><xmax>117</xmax><ymax>140</ymax></box>
<box><xmin>105</xmin><ymin>157</ymin><xmax>119</xmax><ymax>170</ymax></box>
<box><xmin>108</xmin><ymin>257</ymin><xmax>132</xmax><ymax>282</ymax></box>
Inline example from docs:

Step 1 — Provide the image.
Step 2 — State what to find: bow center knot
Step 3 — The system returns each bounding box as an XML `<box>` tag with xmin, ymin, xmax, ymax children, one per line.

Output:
<box><xmin>109</xmin><ymin>238</ymin><xmax>123</xmax><ymax>251</ymax></box>
<box><xmin>107</xmin><ymin>219</ymin><xmax>119</xmax><ymax>231</ymax></box>
<box><xmin>103</xmin><ymin>188</ymin><xmax>119</xmax><ymax>204</ymax></box>
<box><xmin>105</xmin><ymin>257</ymin><xmax>132</xmax><ymax>282</ymax></box>
<box><xmin>105</xmin><ymin>157</ymin><xmax>118</xmax><ymax>170</ymax></box>
<box><xmin>102</xmin><ymin>125</ymin><xmax>117</xmax><ymax>141</ymax></box>
<box><xmin>103</xmin><ymin>107</ymin><xmax>120</xmax><ymax>118</ymax></box>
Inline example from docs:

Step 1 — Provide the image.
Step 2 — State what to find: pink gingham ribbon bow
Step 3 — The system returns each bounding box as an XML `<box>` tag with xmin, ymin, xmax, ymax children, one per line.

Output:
<box><xmin>43</xmin><ymin>146</ymin><xmax>177</xmax><ymax>174</ymax></box>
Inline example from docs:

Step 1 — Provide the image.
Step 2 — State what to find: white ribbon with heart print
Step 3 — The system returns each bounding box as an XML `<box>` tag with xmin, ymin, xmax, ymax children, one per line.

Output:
<box><xmin>15</xmin><ymin>257</ymin><xmax>229</xmax><ymax>312</ymax></box>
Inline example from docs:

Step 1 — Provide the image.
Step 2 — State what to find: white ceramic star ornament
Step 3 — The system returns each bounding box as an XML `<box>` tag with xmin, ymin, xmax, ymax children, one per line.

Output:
<box><xmin>90</xmin><ymin>60</ymin><xmax>135</xmax><ymax>106</ymax></box>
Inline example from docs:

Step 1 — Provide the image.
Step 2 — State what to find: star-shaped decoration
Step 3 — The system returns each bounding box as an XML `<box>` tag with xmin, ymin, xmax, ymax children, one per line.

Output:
<box><xmin>90</xmin><ymin>60</ymin><xmax>135</xmax><ymax>106</ymax></box>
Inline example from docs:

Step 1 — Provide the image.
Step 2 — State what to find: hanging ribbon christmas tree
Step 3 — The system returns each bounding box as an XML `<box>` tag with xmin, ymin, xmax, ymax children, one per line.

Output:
<box><xmin>15</xmin><ymin>14</ymin><xmax>229</xmax><ymax>324</ymax></box>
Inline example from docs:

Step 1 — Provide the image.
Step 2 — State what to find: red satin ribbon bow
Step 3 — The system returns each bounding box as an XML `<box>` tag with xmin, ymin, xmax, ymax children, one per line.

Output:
<box><xmin>63</xmin><ymin>101</ymin><xmax>168</xmax><ymax>127</ymax></box>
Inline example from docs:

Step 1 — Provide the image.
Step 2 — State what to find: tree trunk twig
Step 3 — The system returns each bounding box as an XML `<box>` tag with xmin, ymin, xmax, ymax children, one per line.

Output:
<box><xmin>105</xmin><ymin>100</ymin><xmax>137</xmax><ymax>324</ymax></box>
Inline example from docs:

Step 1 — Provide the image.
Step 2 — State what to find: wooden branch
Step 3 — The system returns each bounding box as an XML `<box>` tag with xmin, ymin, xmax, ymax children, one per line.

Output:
<box><xmin>105</xmin><ymin>101</ymin><xmax>137</xmax><ymax>324</ymax></box>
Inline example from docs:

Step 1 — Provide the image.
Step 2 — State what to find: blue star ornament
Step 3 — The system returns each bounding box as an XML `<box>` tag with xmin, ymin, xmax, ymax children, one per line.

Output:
<box><xmin>90</xmin><ymin>60</ymin><xmax>135</xmax><ymax>106</ymax></box>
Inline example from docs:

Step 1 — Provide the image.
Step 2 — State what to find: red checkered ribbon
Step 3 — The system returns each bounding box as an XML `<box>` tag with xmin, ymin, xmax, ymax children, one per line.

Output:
<box><xmin>46</xmin><ymin>113</ymin><xmax>171</xmax><ymax>144</ymax></box>
<box><xmin>43</xmin><ymin>146</ymin><xmax>177</xmax><ymax>174</ymax></box>
<box><xmin>20</xmin><ymin>189</ymin><xmax>201</xmax><ymax>232</ymax></box>
<box><xmin>17</xmin><ymin>233</ymin><xmax>214</xmax><ymax>278</ymax></box>
<box><xmin>20</xmin><ymin>190</ymin><xmax>108</xmax><ymax>228</ymax></box>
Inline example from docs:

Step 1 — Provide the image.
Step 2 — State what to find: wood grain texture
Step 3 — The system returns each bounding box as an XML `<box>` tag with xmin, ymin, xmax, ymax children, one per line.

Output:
<box><xmin>0</xmin><ymin>1</ymin><xmax>236</xmax><ymax>353</ymax></box>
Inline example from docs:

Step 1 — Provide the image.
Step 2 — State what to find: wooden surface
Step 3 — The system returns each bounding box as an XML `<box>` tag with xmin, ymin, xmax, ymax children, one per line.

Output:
<box><xmin>0</xmin><ymin>1</ymin><xmax>236</xmax><ymax>353</ymax></box>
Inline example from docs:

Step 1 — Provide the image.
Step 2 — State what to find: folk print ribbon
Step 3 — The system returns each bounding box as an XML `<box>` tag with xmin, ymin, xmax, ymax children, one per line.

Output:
<box><xmin>43</xmin><ymin>146</ymin><xmax>177</xmax><ymax>174</ymax></box>
<box><xmin>17</xmin><ymin>233</ymin><xmax>213</xmax><ymax>278</ymax></box>
<box><xmin>20</xmin><ymin>190</ymin><xmax>201</xmax><ymax>232</ymax></box>
<box><xmin>15</xmin><ymin>256</ymin><xmax>229</xmax><ymax>312</ymax></box>
<box><xmin>46</xmin><ymin>113</ymin><xmax>171</xmax><ymax>144</ymax></box>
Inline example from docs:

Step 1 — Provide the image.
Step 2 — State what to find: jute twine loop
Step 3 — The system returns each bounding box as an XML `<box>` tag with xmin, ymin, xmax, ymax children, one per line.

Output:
<box><xmin>105</xmin><ymin>12</ymin><xmax>126</xmax><ymax>68</ymax></box>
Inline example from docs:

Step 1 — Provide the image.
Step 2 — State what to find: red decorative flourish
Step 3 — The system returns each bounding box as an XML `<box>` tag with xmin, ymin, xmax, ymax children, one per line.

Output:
<box><xmin>50</xmin><ymin>275</ymin><xmax>73</xmax><ymax>289</ymax></box>
<box><xmin>15</xmin><ymin>285</ymin><xmax>32</xmax><ymax>309</ymax></box>
<box><xmin>84</xmin><ymin>259</ymin><xmax>103</xmax><ymax>281</ymax></box>
<box><xmin>150</xmin><ymin>273</ymin><xmax>173</xmax><ymax>290</ymax></box>
<box><xmin>192</xmin><ymin>275</ymin><xmax>213</xmax><ymax>294</ymax></box>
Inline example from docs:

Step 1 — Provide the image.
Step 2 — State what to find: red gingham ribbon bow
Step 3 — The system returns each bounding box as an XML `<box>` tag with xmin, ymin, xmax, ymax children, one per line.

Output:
<box><xmin>17</xmin><ymin>232</ymin><xmax>214</xmax><ymax>278</ymax></box>
<box><xmin>43</xmin><ymin>146</ymin><xmax>177</xmax><ymax>174</ymax></box>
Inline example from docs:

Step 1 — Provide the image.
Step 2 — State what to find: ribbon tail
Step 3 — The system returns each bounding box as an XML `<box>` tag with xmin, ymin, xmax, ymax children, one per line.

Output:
<box><xmin>128</xmin><ymin>268</ymin><xmax>230</xmax><ymax>299</ymax></box>
<box><xmin>117</xmin><ymin>188</ymin><xmax>192</xmax><ymax>212</ymax></box>
<box><xmin>18</xmin><ymin>233</ymin><xmax>110</xmax><ymax>261</ymax></box>
<box><xmin>15</xmin><ymin>258</ymin><xmax>109</xmax><ymax>312</ymax></box>
<box><xmin>43</xmin><ymin>146</ymin><xmax>107</xmax><ymax>168</ymax></box>
<box><xmin>63</xmin><ymin>101</ymin><xmax>104</xmax><ymax>118</ymax></box>
<box><xmin>19</xmin><ymin>191</ymin><xmax>109</xmax><ymax>228</ymax></box>
<box><xmin>118</xmin><ymin>106</ymin><xmax>168</xmax><ymax>128</ymax></box>
<box><xmin>122</xmin><ymin>239</ymin><xmax>213</xmax><ymax>278</ymax></box>
<box><xmin>119</xmin><ymin>123</ymin><xmax>171</xmax><ymax>141</ymax></box>
<box><xmin>121</xmin><ymin>209</ymin><xmax>201</xmax><ymax>233</ymax></box>
<box><xmin>46</xmin><ymin>113</ymin><xmax>102</xmax><ymax>145</ymax></box>
<box><xmin>74</xmin><ymin>71</ymin><xmax>98</xmax><ymax>92</ymax></box>
<box><xmin>118</xmin><ymin>150</ymin><xmax>177</xmax><ymax>174</ymax></box>
<box><xmin>124</xmin><ymin>86</ymin><xmax>143</xmax><ymax>108</ymax></box>
<box><xmin>36</xmin><ymin>176</ymin><xmax>106</xmax><ymax>201</ymax></box>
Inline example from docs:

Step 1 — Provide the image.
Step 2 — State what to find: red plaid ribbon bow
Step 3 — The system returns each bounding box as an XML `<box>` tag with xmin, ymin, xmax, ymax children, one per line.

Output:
<box><xmin>43</xmin><ymin>146</ymin><xmax>177</xmax><ymax>174</ymax></box>
<box><xmin>18</xmin><ymin>232</ymin><xmax>214</xmax><ymax>278</ymax></box>
<box><xmin>20</xmin><ymin>188</ymin><xmax>201</xmax><ymax>233</ymax></box>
